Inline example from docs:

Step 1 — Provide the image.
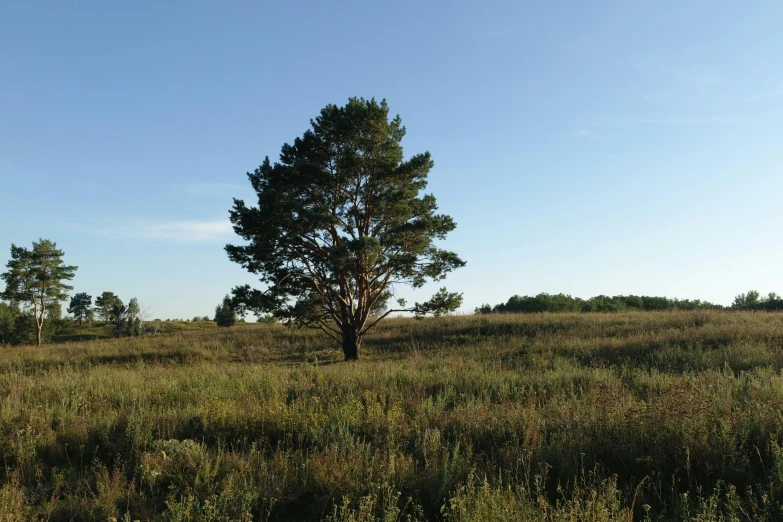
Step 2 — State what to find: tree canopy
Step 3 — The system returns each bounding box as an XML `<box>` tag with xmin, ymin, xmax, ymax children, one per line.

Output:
<box><xmin>477</xmin><ymin>290</ymin><xmax>783</xmax><ymax>314</ymax></box>
<box><xmin>111</xmin><ymin>300</ymin><xmax>126</xmax><ymax>338</ymax></box>
<box><xmin>226</xmin><ymin>98</ymin><xmax>465</xmax><ymax>359</ymax></box>
<box><xmin>477</xmin><ymin>293</ymin><xmax>722</xmax><ymax>314</ymax></box>
<box><xmin>68</xmin><ymin>292</ymin><xmax>92</xmax><ymax>325</ymax></box>
<box><xmin>125</xmin><ymin>297</ymin><xmax>142</xmax><ymax>336</ymax></box>
<box><xmin>1</xmin><ymin>239</ymin><xmax>77</xmax><ymax>345</ymax></box>
<box><xmin>732</xmin><ymin>290</ymin><xmax>783</xmax><ymax>311</ymax></box>
<box><xmin>215</xmin><ymin>295</ymin><xmax>236</xmax><ymax>327</ymax></box>
<box><xmin>95</xmin><ymin>291</ymin><xmax>119</xmax><ymax>324</ymax></box>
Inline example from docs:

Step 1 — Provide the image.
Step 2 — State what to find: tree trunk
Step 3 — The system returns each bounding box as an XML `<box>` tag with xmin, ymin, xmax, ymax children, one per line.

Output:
<box><xmin>37</xmin><ymin>325</ymin><xmax>42</xmax><ymax>346</ymax></box>
<box><xmin>341</xmin><ymin>326</ymin><xmax>361</xmax><ymax>361</ymax></box>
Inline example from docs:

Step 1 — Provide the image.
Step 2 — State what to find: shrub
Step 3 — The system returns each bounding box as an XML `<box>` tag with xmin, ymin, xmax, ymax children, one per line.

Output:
<box><xmin>214</xmin><ymin>295</ymin><xmax>236</xmax><ymax>327</ymax></box>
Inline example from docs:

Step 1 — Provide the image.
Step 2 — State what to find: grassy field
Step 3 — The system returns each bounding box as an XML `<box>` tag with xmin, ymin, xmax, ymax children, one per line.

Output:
<box><xmin>2</xmin><ymin>311</ymin><xmax>783</xmax><ymax>521</ymax></box>
<box><xmin>50</xmin><ymin>320</ymin><xmax>221</xmax><ymax>344</ymax></box>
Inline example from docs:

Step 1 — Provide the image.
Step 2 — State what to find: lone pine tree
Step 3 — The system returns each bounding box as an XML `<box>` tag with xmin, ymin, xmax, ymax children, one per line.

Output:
<box><xmin>227</xmin><ymin>98</ymin><xmax>465</xmax><ymax>360</ymax></box>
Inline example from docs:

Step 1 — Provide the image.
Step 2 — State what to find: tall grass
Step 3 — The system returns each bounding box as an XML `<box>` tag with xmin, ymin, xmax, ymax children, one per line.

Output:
<box><xmin>2</xmin><ymin>311</ymin><xmax>783</xmax><ymax>520</ymax></box>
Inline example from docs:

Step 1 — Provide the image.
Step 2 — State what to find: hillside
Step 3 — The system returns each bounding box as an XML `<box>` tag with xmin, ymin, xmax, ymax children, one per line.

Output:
<box><xmin>2</xmin><ymin>311</ymin><xmax>783</xmax><ymax>521</ymax></box>
<box><xmin>49</xmin><ymin>319</ymin><xmax>224</xmax><ymax>344</ymax></box>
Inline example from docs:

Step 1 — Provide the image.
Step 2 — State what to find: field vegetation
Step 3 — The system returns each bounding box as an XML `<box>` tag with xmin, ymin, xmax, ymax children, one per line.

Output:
<box><xmin>2</xmin><ymin>311</ymin><xmax>783</xmax><ymax>521</ymax></box>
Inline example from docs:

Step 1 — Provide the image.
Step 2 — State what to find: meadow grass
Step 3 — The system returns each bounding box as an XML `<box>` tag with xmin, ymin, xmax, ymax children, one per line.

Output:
<box><xmin>2</xmin><ymin>311</ymin><xmax>783</xmax><ymax>521</ymax></box>
<box><xmin>50</xmin><ymin>320</ymin><xmax>220</xmax><ymax>344</ymax></box>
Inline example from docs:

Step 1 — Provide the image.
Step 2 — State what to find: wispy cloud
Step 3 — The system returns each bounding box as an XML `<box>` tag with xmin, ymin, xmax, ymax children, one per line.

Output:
<box><xmin>145</xmin><ymin>220</ymin><xmax>233</xmax><ymax>241</ymax></box>
<box><xmin>62</xmin><ymin>218</ymin><xmax>234</xmax><ymax>242</ymax></box>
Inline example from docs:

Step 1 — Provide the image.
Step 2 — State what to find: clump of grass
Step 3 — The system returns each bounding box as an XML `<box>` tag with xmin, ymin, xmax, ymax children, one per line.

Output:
<box><xmin>443</xmin><ymin>467</ymin><xmax>632</xmax><ymax>522</ymax></box>
<box><xmin>0</xmin><ymin>478</ymin><xmax>29</xmax><ymax>521</ymax></box>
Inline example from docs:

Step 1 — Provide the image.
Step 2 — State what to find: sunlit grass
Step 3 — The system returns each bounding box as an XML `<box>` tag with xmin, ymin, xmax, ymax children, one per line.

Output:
<box><xmin>2</xmin><ymin>311</ymin><xmax>783</xmax><ymax>520</ymax></box>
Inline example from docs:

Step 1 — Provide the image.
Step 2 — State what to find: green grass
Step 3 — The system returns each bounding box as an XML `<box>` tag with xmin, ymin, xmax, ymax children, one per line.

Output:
<box><xmin>3</xmin><ymin>311</ymin><xmax>783</xmax><ymax>520</ymax></box>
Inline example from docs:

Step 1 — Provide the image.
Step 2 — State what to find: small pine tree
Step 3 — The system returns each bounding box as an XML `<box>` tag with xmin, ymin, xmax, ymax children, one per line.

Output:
<box><xmin>1</xmin><ymin>239</ymin><xmax>77</xmax><ymax>345</ymax></box>
<box><xmin>111</xmin><ymin>302</ymin><xmax>126</xmax><ymax>338</ymax></box>
<box><xmin>122</xmin><ymin>298</ymin><xmax>143</xmax><ymax>336</ymax></box>
<box><xmin>95</xmin><ymin>291</ymin><xmax>119</xmax><ymax>324</ymax></box>
<box><xmin>68</xmin><ymin>292</ymin><xmax>93</xmax><ymax>325</ymax></box>
<box><xmin>131</xmin><ymin>317</ymin><xmax>141</xmax><ymax>336</ymax></box>
<box><xmin>215</xmin><ymin>295</ymin><xmax>236</xmax><ymax>327</ymax></box>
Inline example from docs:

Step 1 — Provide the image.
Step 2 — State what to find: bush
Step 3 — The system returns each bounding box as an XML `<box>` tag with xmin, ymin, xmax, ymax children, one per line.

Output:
<box><xmin>11</xmin><ymin>314</ymin><xmax>55</xmax><ymax>345</ymax></box>
<box><xmin>214</xmin><ymin>296</ymin><xmax>236</xmax><ymax>327</ymax></box>
<box><xmin>0</xmin><ymin>302</ymin><xmax>18</xmax><ymax>345</ymax></box>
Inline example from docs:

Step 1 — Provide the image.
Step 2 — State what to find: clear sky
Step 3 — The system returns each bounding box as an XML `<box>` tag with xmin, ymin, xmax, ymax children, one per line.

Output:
<box><xmin>1</xmin><ymin>1</ymin><xmax>782</xmax><ymax>319</ymax></box>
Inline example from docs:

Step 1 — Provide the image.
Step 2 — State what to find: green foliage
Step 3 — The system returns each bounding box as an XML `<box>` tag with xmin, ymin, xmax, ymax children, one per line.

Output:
<box><xmin>0</xmin><ymin>239</ymin><xmax>77</xmax><ymax>345</ymax></box>
<box><xmin>130</xmin><ymin>317</ymin><xmax>142</xmax><ymax>336</ymax></box>
<box><xmin>732</xmin><ymin>289</ymin><xmax>783</xmax><ymax>310</ymax></box>
<box><xmin>46</xmin><ymin>300</ymin><xmax>62</xmax><ymax>321</ymax></box>
<box><xmin>126</xmin><ymin>297</ymin><xmax>140</xmax><ymax>319</ymax></box>
<box><xmin>227</xmin><ymin>98</ymin><xmax>464</xmax><ymax>359</ymax></box>
<box><xmin>11</xmin><ymin>313</ymin><xmax>38</xmax><ymax>345</ymax></box>
<box><xmin>123</xmin><ymin>297</ymin><xmax>142</xmax><ymax>336</ymax></box>
<box><xmin>10</xmin><ymin>313</ymin><xmax>55</xmax><ymax>344</ymax></box>
<box><xmin>111</xmin><ymin>300</ymin><xmax>127</xmax><ymax>338</ymax></box>
<box><xmin>414</xmin><ymin>287</ymin><xmax>463</xmax><ymax>318</ymax></box>
<box><xmin>94</xmin><ymin>291</ymin><xmax>119</xmax><ymax>324</ymax></box>
<box><xmin>214</xmin><ymin>295</ymin><xmax>236</xmax><ymax>327</ymax></box>
<box><xmin>0</xmin><ymin>301</ymin><xmax>19</xmax><ymax>345</ymax></box>
<box><xmin>733</xmin><ymin>289</ymin><xmax>760</xmax><ymax>309</ymax></box>
<box><xmin>67</xmin><ymin>292</ymin><xmax>92</xmax><ymax>325</ymax></box>
<box><xmin>257</xmin><ymin>314</ymin><xmax>278</xmax><ymax>324</ymax></box>
<box><xmin>479</xmin><ymin>292</ymin><xmax>723</xmax><ymax>314</ymax></box>
<box><xmin>51</xmin><ymin>315</ymin><xmax>74</xmax><ymax>337</ymax></box>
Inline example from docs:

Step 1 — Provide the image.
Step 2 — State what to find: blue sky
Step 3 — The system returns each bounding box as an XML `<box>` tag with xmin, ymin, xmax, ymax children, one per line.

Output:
<box><xmin>1</xmin><ymin>1</ymin><xmax>782</xmax><ymax>319</ymax></box>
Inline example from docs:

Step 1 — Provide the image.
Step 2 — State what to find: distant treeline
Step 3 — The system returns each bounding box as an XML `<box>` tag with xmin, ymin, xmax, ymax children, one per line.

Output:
<box><xmin>476</xmin><ymin>290</ymin><xmax>783</xmax><ymax>314</ymax></box>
